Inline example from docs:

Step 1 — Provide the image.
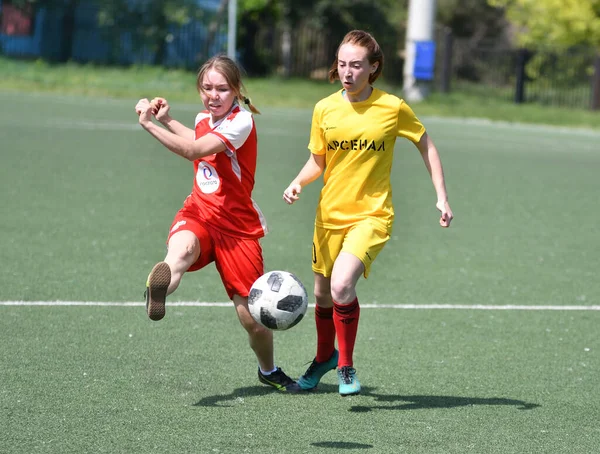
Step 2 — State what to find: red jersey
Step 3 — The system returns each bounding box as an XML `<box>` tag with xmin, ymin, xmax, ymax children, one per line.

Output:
<box><xmin>183</xmin><ymin>104</ymin><xmax>268</xmax><ymax>239</ymax></box>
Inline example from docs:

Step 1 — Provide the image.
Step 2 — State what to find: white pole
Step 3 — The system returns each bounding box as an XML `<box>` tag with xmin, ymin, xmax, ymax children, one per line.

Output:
<box><xmin>403</xmin><ymin>0</ymin><xmax>437</xmax><ymax>102</ymax></box>
<box><xmin>227</xmin><ymin>0</ymin><xmax>237</xmax><ymax>60</ymax></box>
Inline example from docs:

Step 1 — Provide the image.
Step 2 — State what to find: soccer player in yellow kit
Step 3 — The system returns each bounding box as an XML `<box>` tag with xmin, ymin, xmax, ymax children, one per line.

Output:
<box><xmin>283</xmin><ymin>30</ymin><xmax>454</xmax><ymax>396</ymax></box>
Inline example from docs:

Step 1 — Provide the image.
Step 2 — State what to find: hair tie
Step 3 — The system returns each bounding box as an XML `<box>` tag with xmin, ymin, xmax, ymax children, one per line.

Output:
<box><xmin>243</xmin><ymin>97</ymin><xmax>250</xmax><ymax>105</ymax></box>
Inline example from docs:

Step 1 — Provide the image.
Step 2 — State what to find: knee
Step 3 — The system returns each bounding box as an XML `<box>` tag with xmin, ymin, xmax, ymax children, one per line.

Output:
<box><xmin>167</xmin><ymin>240</ymin><xmax>198</xmax><ymax>264</ymax></box>
<box><xmin>243</xmin><ymin>317</ymin><xmax>270</xmax><ymax>339</ymax></box>
<box><xmin>237</xmin><ymin>306</ymin><xmax>262</xmax><ymax>333</ymax></box>
<box><xmin>314</xmin><ymin>286</ymin><xmax>332</xmax><ymax>307</ymax></box>
<box><xmin>179</xmin><ymin>242</ymin><xmax>198</xmax><ymax>260</ymax></box>
<box><xmin>330</xmin><ymin>278</ymin><xmax>354</xmax><ymax>305</ymax></box>
<box><xmin>239</xmin><ymin>312</ymin><xmax>255</xmax><ymax>332</ymax></box>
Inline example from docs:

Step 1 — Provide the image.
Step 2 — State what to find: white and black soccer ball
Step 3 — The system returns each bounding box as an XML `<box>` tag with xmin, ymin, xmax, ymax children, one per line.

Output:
<box><xmin>248</xmin><ymin>270</ymin><xmax>308</xmax><ymax>330</ymax></box>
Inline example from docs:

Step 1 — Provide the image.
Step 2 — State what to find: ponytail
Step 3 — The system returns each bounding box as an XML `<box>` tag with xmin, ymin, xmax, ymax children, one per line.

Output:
<box><xmin>241</xmin><ymin>95</ymin><xmax>261</xmax><ymax>115</ymax></box>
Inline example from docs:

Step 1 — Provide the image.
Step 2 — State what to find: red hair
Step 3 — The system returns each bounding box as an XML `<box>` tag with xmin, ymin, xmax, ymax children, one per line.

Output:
<box><xmin>328</xmin><ymin>30</ymin><xmax>384</xmax><ymax>85</ymax></box>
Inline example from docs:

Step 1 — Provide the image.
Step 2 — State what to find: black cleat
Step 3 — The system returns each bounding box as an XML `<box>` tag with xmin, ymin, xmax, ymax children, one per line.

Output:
<box><xmin>258</xmin><ymin>367</ymin><xmax>302</xmax><ymax>393</ymax></box>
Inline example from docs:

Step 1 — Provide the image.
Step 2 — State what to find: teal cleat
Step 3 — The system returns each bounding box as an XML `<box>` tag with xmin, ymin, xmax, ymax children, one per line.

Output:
<box><xmin>338</xmin><ymin>366</ymin><xmax>361</xmax><ymax>396</ymax></box>
<box><xmin>297</xmin><ymin>349</ymin><xmax>339</xmax><ymax>390</ymax></box>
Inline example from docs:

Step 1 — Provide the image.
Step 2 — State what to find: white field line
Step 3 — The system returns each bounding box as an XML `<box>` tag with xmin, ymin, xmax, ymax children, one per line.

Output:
<box><xmin>45</xmin><ymin>118</ymin><xmax>141</xmax><ymax>131</ymax></box>
<box><xmin>1</xmin><ymin>89</ymin><xmax>598</xmax><ymax>139</ymax></box>
<box><xmin>2</xmin><ymin>89</ymin><xmax>598</xmax><ymax>137</ymax></box>
<box><xmin>1</xmin><ymin>301</ymin><xmax>599</xmax><ymax>311</ymax></box>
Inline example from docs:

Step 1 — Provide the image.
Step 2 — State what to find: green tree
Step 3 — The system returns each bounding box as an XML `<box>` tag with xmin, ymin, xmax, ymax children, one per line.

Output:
<box><xmin>488</xmin><ymin>0</ymin><xmax>600</xmax><ymax>50</ymax></box>
<box><xmin>436</xmin><ymin>0</ymin><xmax>511</xmax><ymax>82</ymax></box>
<box><xmin>94</xmin><ymin>0</ymin><xmax>208</xmax><ymax>65</ymax></box>
<box><xmin>237</xmin><ymin>0</ymin><xmax>283</xmax><ymax>75</ymax></box>
<box><xmin>438</xmin><ymin>0</ymin><xmax>507</xmax><ymax>41</ymax></box>
<box><xmin>236</xmin><ymin>0</ymin><xmax>404</xmax><ymax>77</ymax></box>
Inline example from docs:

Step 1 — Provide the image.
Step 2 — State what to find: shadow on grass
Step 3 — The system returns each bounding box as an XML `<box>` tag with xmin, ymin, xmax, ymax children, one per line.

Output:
<box><xmin>192</xmin><ymin>385</ymin><xmax>296</xmax><ymax>407</ymax></box>
<box><xmin>311</xmin><ymin>441</ymin><xmax>373</xmax><ymax>450</ymax></box>
<box><xmin>346</xmin><ymin>385</ymin><xmax>541</xmax><ymax>412</ymax></box>
<box><xmin>192</xmin><ymin>384</ymin><xmax>540</xmax><ymax>413</ymax></box>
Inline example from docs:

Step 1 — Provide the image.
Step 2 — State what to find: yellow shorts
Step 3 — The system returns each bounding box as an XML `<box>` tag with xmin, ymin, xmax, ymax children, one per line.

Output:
<box><xmin>312</xmin><ymin>220</ymin><xmax>390</xmax><ymax>278</ymax></box>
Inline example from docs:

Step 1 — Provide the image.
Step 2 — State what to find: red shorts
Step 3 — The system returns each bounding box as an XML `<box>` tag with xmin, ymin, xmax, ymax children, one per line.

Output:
<box><xmin>167</xmin><ymin>207</ymin><xmax>264</xmax><ymax>300</ymax></box>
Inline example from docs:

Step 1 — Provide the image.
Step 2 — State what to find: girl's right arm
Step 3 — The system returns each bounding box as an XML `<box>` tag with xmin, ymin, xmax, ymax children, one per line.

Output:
<box><xmin>283</xmin><ymin>153</ymin><xmax>326</xmax><ymax>205</ymax></box>
<box><xmin>136</xmin><ymin>98</ymin><xmax>226</xmax><ymax>160</ymax></box>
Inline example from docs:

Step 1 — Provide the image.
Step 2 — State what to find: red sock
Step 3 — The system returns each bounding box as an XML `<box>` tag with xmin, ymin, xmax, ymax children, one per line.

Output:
<box><xmin>333</xmin><ymin>298</ymin><xmax>360</xmax><ymax>367</ymax></box>
<box><xmin>315</xmin><ymin>305</ymin><xmax>336</xmax><ymax>363</ymax></box>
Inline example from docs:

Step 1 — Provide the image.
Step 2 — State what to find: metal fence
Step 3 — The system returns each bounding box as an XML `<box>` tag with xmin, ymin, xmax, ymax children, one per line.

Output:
<box><xmin>247</xmin><ymin>24</ymin><xmax>600</xmax><ymax>110</ymax></box>
<box><xmin>1</xmin><ymin>3</ymin><xmax>599</xmax><ymax>111</ymax></box>
<box><xmin>445</xmin><ymin>36</ymin><xmax>600</xmax><ymax>110</ymax></box>
<box><xmin>246</xmin><ymin>22</ymin><xmax>405</xmax><ymax>86</ymax></box>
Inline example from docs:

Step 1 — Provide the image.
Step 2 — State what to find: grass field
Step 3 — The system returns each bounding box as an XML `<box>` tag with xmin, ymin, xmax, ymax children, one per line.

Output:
<box><xmin>1</xmin><ymin>89</ymin><xmax>600</xmax><ymax>453</ymax></box>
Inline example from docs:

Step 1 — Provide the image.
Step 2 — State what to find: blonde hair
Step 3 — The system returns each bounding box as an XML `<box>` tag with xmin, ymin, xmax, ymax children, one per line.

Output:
<box><xmin>196</xmin><ymin>55</ymin><xmax>261</xmax><ymax>114</ymax></box>
<box><xmin>328</xmin><ymin>30</ymin><xmax>384</xmax><ymax>85</ymax></box>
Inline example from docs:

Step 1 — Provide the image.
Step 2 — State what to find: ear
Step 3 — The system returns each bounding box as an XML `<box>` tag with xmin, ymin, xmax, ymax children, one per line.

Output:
<box><xmin>371</xmin><ymin>62</ymin><xmax>379</xmax><ymax>74</ymax></box>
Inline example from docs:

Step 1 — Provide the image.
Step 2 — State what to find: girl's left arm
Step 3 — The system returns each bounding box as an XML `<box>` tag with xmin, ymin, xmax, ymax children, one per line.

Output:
<box><xmin>416</xmin><ymin>132</ymin><xmax>454</xmax><ymax>227</ymax></box>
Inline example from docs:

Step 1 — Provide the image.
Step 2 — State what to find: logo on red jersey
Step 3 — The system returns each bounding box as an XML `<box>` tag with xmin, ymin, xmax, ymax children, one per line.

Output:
<box><xmin>196</xmin><ymin>162</ymin><xmax>220</xmax><ymax>194</ymax></box>
<box><xmin>170</xmin><ymin>220</ymin><xmax>187</xmax><ymax>233</ymax></box>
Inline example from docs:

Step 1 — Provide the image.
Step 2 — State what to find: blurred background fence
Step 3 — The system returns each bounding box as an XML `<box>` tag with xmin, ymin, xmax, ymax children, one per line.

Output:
<box><xmin>1</xmin><ymin>0</ymin><xmax>599</xmax><ymax>111</ymax></box>
<box><xmin>446</xmin><ymin>38</ymin><xmax>600</xmax><ymax>110</ymax></box>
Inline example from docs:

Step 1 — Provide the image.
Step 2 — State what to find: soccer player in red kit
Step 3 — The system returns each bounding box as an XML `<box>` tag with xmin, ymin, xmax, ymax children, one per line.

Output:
<box><xmin>135</xmin><ymin>55</ymin><xmax>300</xmax><ymax>392</ymax></box>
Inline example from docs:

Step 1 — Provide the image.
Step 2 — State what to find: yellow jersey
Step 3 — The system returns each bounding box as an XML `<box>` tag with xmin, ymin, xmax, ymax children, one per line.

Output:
<box><xmin>308</xmin><ymin>88</ymin><xmax>425</xmax><ymax>231</ymax></box>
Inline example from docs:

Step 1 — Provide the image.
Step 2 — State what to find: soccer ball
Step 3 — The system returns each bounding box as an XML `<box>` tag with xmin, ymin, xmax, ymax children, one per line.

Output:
<box><xmin>248</xmin><ymin>270</ymin><xmax>309</xmax><ymax>330</ymax></box>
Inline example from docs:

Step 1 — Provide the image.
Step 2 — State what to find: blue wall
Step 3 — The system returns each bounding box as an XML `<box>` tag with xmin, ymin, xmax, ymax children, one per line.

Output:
<box><xmin>0</xmin><ymin>0</ymin><xmax>226</xmax><ymax>66</ymax></box>
<box><xmin>0</xmin><ymin>7</ymin><xmax>65</xmax><ymax>59</ymax></box>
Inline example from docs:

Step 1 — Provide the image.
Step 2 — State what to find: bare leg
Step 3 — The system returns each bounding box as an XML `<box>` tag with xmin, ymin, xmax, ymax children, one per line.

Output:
<box><xmin>313</xmin><ymin>272</ymin><xmax>333</xmax><ymax>308</ymax></box>
<box><xmin>146</xmin><ymin>230</ymin><xmax>200</xmax><ymax>321</ymax></box>
<box><xmin>329</xmin><ymin>252</ymin><xmax>364</xmax><ymax>304</ymax></box>
<box><xmin>232</xmin><ymin>294</ymin><xmax>274</xmax><ymax>371</ymax></box>
<box><xmin>163</xmin><ymin>230</ymin><xmax>200</xmax><ymax>295</ymax></box>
